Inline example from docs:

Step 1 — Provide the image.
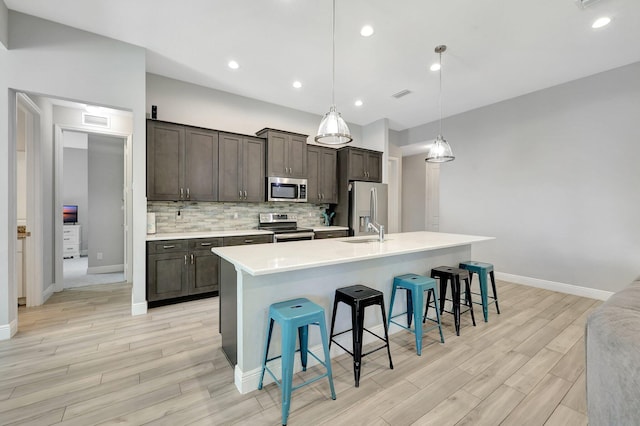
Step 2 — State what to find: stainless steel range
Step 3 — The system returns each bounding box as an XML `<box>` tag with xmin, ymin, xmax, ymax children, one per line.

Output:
<box><xmin>258</xmin><ymin>213</ymin><xmax>315</xmax><ymax>243</ymax></box>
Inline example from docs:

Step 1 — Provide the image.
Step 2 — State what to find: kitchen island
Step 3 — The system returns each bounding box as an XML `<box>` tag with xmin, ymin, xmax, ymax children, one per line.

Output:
<box><xmin>212</xmin><ymin>231</ymin><xmax>493</xmax><ymax>393</ymax></box>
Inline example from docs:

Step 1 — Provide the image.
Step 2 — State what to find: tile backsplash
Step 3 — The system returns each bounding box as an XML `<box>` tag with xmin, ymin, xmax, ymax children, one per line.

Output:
<box><xmin>148</xmin><ymin>201</ymin><xmax>331</xmax><ymax>233</ymax></box>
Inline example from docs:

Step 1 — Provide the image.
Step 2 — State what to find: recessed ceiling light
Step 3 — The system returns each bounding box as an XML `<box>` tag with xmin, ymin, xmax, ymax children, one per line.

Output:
<box><xmin>430</xmin><ymin>63</ymin><xmax>441</xmax><ymax>72</ymax></box>
<box><xmin>592</xmin><ymin>16</ymin><xmax>611</xmax><ymax>28</ymax></box>
<box><xmin>354</xmin><ymin>100</ymin><xmax>363</xmax><ymax>107</ymax></box>
<box><xmin>292</xmin><ymin>81</ymin><xmax>302</xmax><ymax>89</ymax></box>
<box><xmin>360</xmin><ymin>25</ymin><xmax>374</xmax><ymax>37</ymax></box>
<box><xmin>228</xmin><ymin>60</ymin><xmax>239</xmax><ymax>70</ymax></box>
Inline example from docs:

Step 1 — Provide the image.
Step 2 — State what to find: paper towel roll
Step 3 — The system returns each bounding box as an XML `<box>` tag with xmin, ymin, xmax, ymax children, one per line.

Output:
<box><xmin>147</xmin><ymin>212</ymin><xmax>156</xmax><ymax>234</ymax></box>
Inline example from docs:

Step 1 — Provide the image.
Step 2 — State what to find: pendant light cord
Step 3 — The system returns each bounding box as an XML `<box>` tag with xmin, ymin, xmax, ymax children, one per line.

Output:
<box><xmin>438</xmin><ymin>49</ymin><xmax>443</xmax><ymax>136</ymax></box>
<box><xmin>332</xmin><ymin>0</ymin><xmax>336</xmax><ymax>107</ymax></box>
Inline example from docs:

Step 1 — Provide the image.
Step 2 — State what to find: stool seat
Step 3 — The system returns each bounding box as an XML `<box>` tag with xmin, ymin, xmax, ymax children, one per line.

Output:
<box><xmin>258</xmin><ymin>298</ymin><xmax>336</xmax><ymax>425</ymax></box>
<box><xmin>388</xmin><ymin>274</ymin><xmax>444</xmax><ymax>356</ymax></box>
<box><xmin>458</xmin><ymin>261</ymin><xmax>500</xmax><ymax>322</ymax></box>
<box><xmin>330</xmin><ymin>285</ymin><xmax>393</xmax><ymax>387</ymax></box>
<box><xmin>431</xmin><ymin>266</ymin><xmax>476</xmax><ymax>336</ymax></box>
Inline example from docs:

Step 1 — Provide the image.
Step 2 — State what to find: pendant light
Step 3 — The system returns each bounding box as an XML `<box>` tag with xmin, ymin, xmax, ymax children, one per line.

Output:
<box><xmin>315</xmin><ymin>0</ymin><xmax>352</xmax><ymax>145</ymax></box>
<box><xmin>426</xmin><ymin>45</ymin><xmax>455</xmax><ymax>163</ymax></box>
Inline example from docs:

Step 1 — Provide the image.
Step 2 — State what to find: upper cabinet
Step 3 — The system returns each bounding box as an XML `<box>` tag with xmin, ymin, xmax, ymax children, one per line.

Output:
<box><xmin>307</xmin><ymin>145</ymin><xmax>338</xmax><ymax>204</ymax></box>
<box><xmin>338</xmin><ymin>147</ymin><xmax>382</xmax><ymax>183</ymax></box>
<box><xmin>218</xmin><ymin>133</ymin><xmax>265</xmax><ymax>202</ymax></box>
<box><xmin>256</xmin><ymin>128</ymin><xmax>308</xmax><ymax>178</ymax></box>
<box><xmin>147</xmin><ymin>120</ymin><xmax>219</xmax><ymax>201</ymax></box>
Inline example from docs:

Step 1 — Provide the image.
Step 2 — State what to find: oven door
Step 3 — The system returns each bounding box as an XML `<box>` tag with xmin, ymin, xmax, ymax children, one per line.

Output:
<box><xmin>273</xmin><ymin>232</ymin><xmax>315</xmax><ymax>243</ymax></box>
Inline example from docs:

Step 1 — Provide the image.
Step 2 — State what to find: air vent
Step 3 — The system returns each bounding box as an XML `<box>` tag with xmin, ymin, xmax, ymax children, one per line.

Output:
<box><xmin>575</xmin><ymin>0</ymin><xmax>601</xmax><ymax>8</ymax></box>
<box><xmin>392</xmin><ymin>89</ymin><xmax>412</xmax><ymax>99</ymax></box>
<box><xmin>82</xmin><ymin>113</ymin><xmax>110</xmax><ymax>127</ymax></box>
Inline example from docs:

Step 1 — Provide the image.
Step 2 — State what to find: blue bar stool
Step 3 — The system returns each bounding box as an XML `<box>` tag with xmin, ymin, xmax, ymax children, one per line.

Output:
<box><xmin>258</xmin><ymin>298</ymin><xmax>336</xmax><ymax>426</ymax></box>
<box><xmin>388</xmin><ymin>274</ymin><xmax>445</xmax><ymax>356</ymax></box>
<box><xmin>458</xmin><ymin>261</ymin><xmax>500</xmax><ymax>322</ymax></box>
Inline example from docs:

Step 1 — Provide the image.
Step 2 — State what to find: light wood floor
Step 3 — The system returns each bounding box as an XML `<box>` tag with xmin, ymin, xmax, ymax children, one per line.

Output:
<box><xmin>1</xmin><ymin>280</ymin><xmax>597</xmax><ymax>425</ymax></box>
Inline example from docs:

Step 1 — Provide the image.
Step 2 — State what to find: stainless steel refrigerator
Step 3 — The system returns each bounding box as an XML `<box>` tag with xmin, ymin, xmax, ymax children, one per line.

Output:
<box><xmin>344</xmin><ymin>181</ymin><xmax>388</xmax><ymax>236</ymax></box>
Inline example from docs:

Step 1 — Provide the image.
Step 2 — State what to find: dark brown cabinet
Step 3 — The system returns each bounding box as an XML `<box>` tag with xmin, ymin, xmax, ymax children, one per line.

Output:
<box><xmin>314</xmin><ymin>229</ymin><xmax>348</xmax><ymax>239</ymax></box>
<box><xmin>222</xmin><ymin>234</ymin><xmax>274</xmax><ymax>246</ymax></box>
<box><xmin>218</xmin><ymin>133</ymin><xmax>265</xmax><ymax>202</ymax></box>
<box><xmin>338</xmin><ymin>147</ymin><xmax>382</xmax><ymax>183</ymax></box>
<box><xmin>146</xmin><ymin>120</ymin><xmax>219</xmax><ymax>201</ymax></box>
<box><xmin>307</xmin><ymin>145</ymin><xmax>338</xmax><ymax>203</ymax></box>
<box><xmin>257</xmin><ymin>128</ymin><xmax>308</xmax><ymax>178</ymax></box>
<box><xmin>146</xmin><ymin>237</ymin><xmax>222</xmax><ymax>303</ymax></box>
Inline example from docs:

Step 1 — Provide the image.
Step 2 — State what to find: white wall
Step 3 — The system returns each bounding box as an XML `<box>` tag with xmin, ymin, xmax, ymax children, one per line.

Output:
<box><xmin>87</xmin><ymin>134</ymin><xmax>124</xmax><ymax>271</ymax></box>
<box><xmin>146</xmin><ymin>73</ymin><xmax>364</xmax><ymax>148</ymax></box>
<box><xmin>0</xmin><ymin>11</ymin><xmax>146</xmax><ymax>338</ymax></box>
<box><xmin>400</xmin><ymin>61</ymin><xmax>640</xmax><ymax>294</ymax></box>
<box><xmin>0</xmin><ymin>1</ymin><xmax>7</xmax><ymax>50</ymax></box>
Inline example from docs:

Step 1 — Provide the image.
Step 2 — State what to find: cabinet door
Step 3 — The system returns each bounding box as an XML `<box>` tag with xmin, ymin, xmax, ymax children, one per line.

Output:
<box><xmin>218</xmin><ymin>133</ymin><xmax>243</xmax><ymax>202</ymax></box>
<box><xmin>347</xmin><ymin>149</ymin><xmax>366</xmax><ymax>180</ymax></box>
<box><xmin>189</xmin><ymin>249</ymin><xmax>220</xmax><ymax>294</ymax></box>
<box><xmin>287</xmin><ymin>135</ymin><xmax>308</xmax><ymax>178</ymax></box>
<box><xmin>243</xmin><ymin>137</ymin><xmax>265</xmax><ymax>202</ymax></box>
<box><xmin>320</xmin><ymin>148</ymin><xmax>338</xmax><ymax>202</ymax></box>
<box><xmin>306</xmin><ymin>145</ymin><xmax>321</xmax><ymax>203</ymax></box>
<box><xmin>366</xmin><ymin>151</ymin><xmax>382</xmax><ymax>183</ymax></box>
<box><xmin>185</xmin><ymin>127</ymin><xmax>218</xmax><ymax>201</ymax></box>
<box><xmin>266</xmin><ymin>133</ymin><xmax>287</xmax><ymax>177</ymax></box>
<box><xmin>147</xmin><ymin>121</ymin><xmax>184</xmax><ymax>200</ymax></box>
<box><xmin>147</xmin><ymin>252</ymin><xmax>188</xmax><ymax>301</ymax></box>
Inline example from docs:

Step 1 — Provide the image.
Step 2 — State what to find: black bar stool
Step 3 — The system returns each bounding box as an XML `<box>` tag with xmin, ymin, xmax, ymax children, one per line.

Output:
<box><xmin>329</xmin><ymin>285</ymin><xmax>393</xmax><ymax>387</ymax></box>
<box><xmin>429</xmin><ymin>266</ymin><xmax>476</xmax><ymax>336</ymax></box>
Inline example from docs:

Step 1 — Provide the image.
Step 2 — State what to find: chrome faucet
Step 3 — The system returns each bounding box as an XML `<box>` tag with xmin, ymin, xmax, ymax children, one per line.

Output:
<box><xmin>367</xmin><ymin>221</ymin><xmax>385</xmax><ymax>242</ymax></box>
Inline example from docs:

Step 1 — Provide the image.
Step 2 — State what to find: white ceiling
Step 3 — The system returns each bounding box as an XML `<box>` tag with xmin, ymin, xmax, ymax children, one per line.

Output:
<box><xmin>6</xmin><ymin>0</ymin><xmax>640</xmax><ymax>131</ymax></box>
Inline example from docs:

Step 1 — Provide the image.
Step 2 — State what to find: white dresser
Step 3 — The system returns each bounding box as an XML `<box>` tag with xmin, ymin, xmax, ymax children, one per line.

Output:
<box><xmin>63</xmin><ymin>225</ymin><xmax>81</xmax><ymax>258</ymax></box>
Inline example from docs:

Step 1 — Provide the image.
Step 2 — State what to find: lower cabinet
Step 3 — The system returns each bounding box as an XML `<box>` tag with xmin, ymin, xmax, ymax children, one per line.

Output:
<box><xmin>147</xmin><ymin>234</ymin><xmax>272</xmax><ymax>305</ymax></box>
<box><xmin>314</xmin><ymin>230</ymin><xmax>349</xmax><ymax>239</ymax></box>
<box><xmin>147</xmin><ymin>238</ymin><xmax>222</xmax><ymax>303</ymax></box>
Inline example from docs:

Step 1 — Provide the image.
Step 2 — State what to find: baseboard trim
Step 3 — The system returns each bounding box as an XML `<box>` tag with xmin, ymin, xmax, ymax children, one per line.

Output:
<box><xmin>131</xmin><ymin>300</ymin><xmax>147</xmax><ymax>316</ymax></box>
<box><xmin>496</xmin><ymin>272</ymin><xmax>613</xmax><ymax>301</ymax></box>
<box><xmin>0</xmin><ymin>318</ymin><xmax>18</xmax><ymax>340</ymax></box>
<box><xmin>42</xmin><ymin>283</ymin><xmax>56</xmax><ymax>302</ymax></box>
<box><xmin>87</xmin><ymin>264</ymin><xmax>124</xmax><ymax>274</ymax></box>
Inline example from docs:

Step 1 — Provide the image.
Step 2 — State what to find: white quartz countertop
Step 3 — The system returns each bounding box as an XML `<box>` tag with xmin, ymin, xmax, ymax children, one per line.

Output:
<box><xmin>312</xmin><ymin>226</ymin><xmax>349</xmax><ymax>232</ymax></box>
<box><xmin>212</xmin><ymin>231</ymin><xmax>494</xmax><ymax>276</ymax></box>
<box><xmin>147</xmin><ymin>229</ymin><xmax>273</xmax><ymax>241</ymax></box>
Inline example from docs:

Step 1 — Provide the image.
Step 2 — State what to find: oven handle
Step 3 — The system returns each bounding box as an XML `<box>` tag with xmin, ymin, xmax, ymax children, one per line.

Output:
<box><xmin>274</xmin><ymin>232</ymin><xmax>315</xmax><ymax>242</ymax></box>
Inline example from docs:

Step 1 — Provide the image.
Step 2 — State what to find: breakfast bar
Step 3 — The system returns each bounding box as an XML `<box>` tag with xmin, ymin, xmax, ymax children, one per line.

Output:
<box><xmin>212</xmin><ymin>231</ymin><xmax>494</xmax><ymax>394</ymax></box>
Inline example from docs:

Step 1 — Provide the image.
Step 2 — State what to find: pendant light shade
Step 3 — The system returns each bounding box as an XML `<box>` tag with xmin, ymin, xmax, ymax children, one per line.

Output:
<box><xmin>426</xmin><ymin>45</ymin><xmax>454</xmax><ymax>163</ymax></box>
<box><xmin>315</xmin><ymin>0</ymin><xmax>352</xmax><ymax>145</ymax></box>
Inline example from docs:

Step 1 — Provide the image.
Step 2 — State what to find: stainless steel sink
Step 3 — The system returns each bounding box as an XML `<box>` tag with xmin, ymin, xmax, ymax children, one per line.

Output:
<box><xmin>340</xmin><ymin>238</ymin><xmax>391</xmax><ymax>244</ymax></box>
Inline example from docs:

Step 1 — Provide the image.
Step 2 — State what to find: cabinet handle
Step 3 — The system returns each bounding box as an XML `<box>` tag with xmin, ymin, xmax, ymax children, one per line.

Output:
<box><xmin>184</xmin><ymin>255</ymin><xmax>187</xmax><ymax>265</ymax></box>
<box><xmin>190</xmin><ymin>253</ymin><xmax>194</xmax><ymax>264</ymax></box>
<box><xmin>244</xmin><ymin>239</ymin><xmax>254</xmax><ymax>243</ymax></box>
<box><xmin>163</xmin><ymin>245</ymin><xmax>175</xmax><ymax>249</ymax></box>
<box><xmin>186</xmin><ymin>188</ymin><xmax>190</xmax><ymax>199</ymax></box>
<box><xmin>239</xmin><ymin>190</ymin><xmax>243</xmax><ymax>199</ymax></box>
<box><xmin>180</xmin><ymin>188</ymin><xmax>184</xmax><ymax>199</ymax></box>
<box><xmin>244</xmin><ymin>190</ymin><xmax>248</xmax><ymax>199</ymax></box>
<box><xmin>200</xmin><ymin>242</ymin><xmax>212</xmax><ymax>246</ymax></box>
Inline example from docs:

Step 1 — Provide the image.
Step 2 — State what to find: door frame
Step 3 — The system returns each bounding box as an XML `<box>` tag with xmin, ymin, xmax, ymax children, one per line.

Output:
<box><xmin>53</xmin><ymin>125</ymin><xmax>133</xmax><ymax>292</ymax></box>
<box><xmin>387</xmin><ymin>156</ymin><xmax>401</xmax><ymax>233</ymax></box>
<box><xmin>17</xmin><ymin>93</ymin><xmax>45</xmax><ymax>307</ymax></box>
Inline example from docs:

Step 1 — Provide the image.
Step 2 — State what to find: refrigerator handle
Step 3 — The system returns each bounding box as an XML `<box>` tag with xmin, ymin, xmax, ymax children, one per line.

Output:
<box><xmin>370</xmin><ymin>187</ymin><xmax>377</xmax><ymax>224</ymax></box>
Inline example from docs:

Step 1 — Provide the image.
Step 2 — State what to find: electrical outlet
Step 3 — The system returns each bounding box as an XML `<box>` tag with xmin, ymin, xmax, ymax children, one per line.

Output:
<box><xmin>97</xmin><ymin>252</ymin><xmax>103</xmax><ymax>260</ymax></box>
<box><xmin>233</xmin><ymin>212</ymin><xmax>238</xmax><ymax>219</ymax></box>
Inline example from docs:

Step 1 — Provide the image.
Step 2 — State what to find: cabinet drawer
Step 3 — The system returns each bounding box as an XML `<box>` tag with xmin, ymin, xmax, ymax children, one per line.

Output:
<box><xmin>63</xmin><ymin>244</ymin><xmax>80</xmax><ymax>253</ymax></box>
<box><xmin>314</xmin><ymin>230</ymin><xmax>348</xmax><ymax>239</ymax></box>
<box><xmin>147</xmin><ymin>240</ymin><xmax>188</xmax><ymax>254</ymax></box>
<box><xmin>223</xmin><ymin>234</ymin><xmax>273</xmax><ymax>246</ymax></box>
<box><xmin>189</xmin><ymin>238</ymin><xmax>223</xmax><ymax>250</ymax></box>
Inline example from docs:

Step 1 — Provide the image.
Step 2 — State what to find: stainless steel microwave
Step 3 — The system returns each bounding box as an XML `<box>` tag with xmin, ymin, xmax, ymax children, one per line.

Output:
<box><xmin>267</xmin><ymin>177</ymin><xmax>307</xmax><ymax>202</ymax></box>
